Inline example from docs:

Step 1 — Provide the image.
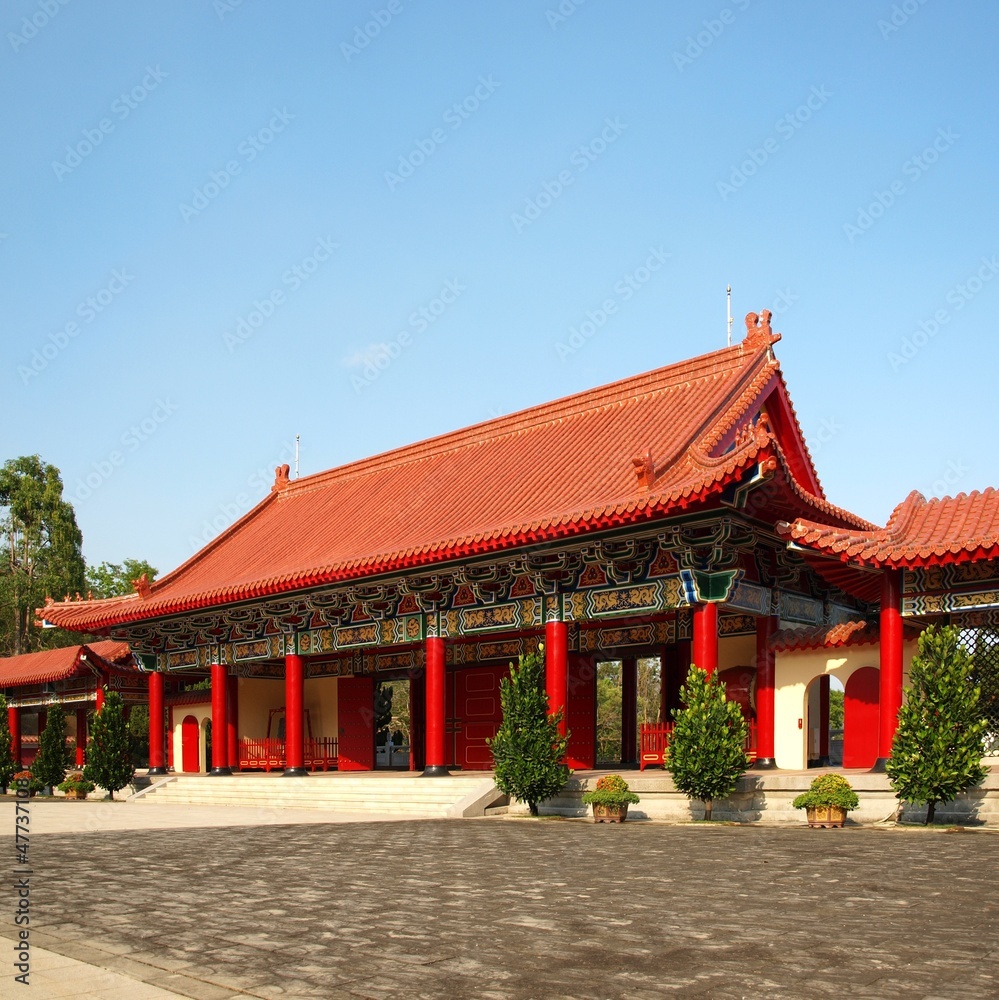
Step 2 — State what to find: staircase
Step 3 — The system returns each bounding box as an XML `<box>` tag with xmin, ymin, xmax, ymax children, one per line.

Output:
<box><xmin>132</xmin><ymin>771</ymin><xmax>504</xmax><ymax>819</ymax></box>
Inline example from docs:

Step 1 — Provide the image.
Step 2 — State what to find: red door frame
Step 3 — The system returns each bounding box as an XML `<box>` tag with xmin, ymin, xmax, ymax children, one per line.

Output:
<box><xmin>338</xmin><ymin>676</ymin><xmax>375</xmax><ymax>771</ymax></box>
<box><xmin>844</xmin><ymin>666</ymin><xmax>880</xmax><ymax>769</ymax></box>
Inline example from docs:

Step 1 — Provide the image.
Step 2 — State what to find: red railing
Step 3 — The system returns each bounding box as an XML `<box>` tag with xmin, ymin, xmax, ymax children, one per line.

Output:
<box><xmin>237</xmin><ymin>737</ymin><xmax>338</xmax><ymax>772</ymax></box>
<box><xmin>639</xmin><ymin>720</ymin><xmax>757</xmax><ymax>770</ymax></box>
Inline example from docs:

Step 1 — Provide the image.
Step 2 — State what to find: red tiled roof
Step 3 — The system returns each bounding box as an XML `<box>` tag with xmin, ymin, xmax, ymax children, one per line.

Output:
<box><xmin>781</xmin><ymin>489</ymin><xmax>999</xmax><ymax>569</ymax></box>
<box><xmin>771</xmin><ymin>620</ymin><xmax>880</xmax><ymax>652</ymax></box>
<box><xmin>0</xmin><ymin>641</ymin><xmax>136</xmax><ymax>689</ymax></box>
<box><xmin>40</xmin><ymin>318</ymin><xmax>872</xmax><ymax>632</ymax></box>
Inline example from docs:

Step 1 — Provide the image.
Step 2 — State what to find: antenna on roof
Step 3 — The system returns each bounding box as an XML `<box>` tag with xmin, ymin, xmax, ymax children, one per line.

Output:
<box><xmin>726</xmin><ymin>285</ymin><xmax>733</xmax><ymax>346</ymax></box>
<box><xmin>295</xmin><ymin>434</ymin><xmax>300</xmax><ymax>478</ymax></box>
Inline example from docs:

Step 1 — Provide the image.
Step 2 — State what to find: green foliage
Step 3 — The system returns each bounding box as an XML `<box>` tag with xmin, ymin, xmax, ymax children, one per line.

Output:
<box><xmin>0</xmin><ymin>455</ymin><xmax>86</xmax><ymax>655</ymax></box>
<box><xmin>487</xmin><ymin>648</ymin><xmax>569</xmax><ymax>816</ymax></box>
<box><xmin>32</xmin><ymin>703</ymin><xmax>71</xmax><ymax>790</ymax></box>
<box><xmin>84</xmin><ymin>690</ymin><xmax>135</xmax><ymax>799</ymax></box>
<box><xmin>886</xmin><ymin>625</ymin><xmax>988</xmax><ymax>823</ymax></box>
<box><xmin>14</xmin><ymin>770</ymin><xmax>43</xmax><ymax>794</ymax></box>
<box><xmin>128</xmin><ymin>704</ymin><xmax>150</xmax><ymax>767</ymax></box>
<box><xmin>666</xmin><ymin>665</ymin><xmax>749</xmax><ymax>821</ymax></box>
<box><xmin>596</xmin><ymin>662</ymin><xmax>622</xmax><ymax>762</ymax></box>
<box><xmin>829</xmin><ymin>689</ymin><xmax>845</xmax><ymax>729</ymax></box>
<box><xmin>85</xmin><ymin>559</ymin><xmax>157</xmax><ymax>599</ymax></box>
<box><xmin>792</xmin><ymin>773</ymin><xmax>860</xmax><ymax>811</ymax></box>
<box><xmin>57</xmin><ymin>773</ymin><xmax>96</xmax><ymax>795</ymax></box>
<box><xmin>0</xmin><ymin>694</ymin><xmax>16</xmax><ymax>790</ymax></box>
<box><xmin>581</xmin><ymin>773</ymin><xmax>640</xmax><ymax>807</ymax></box>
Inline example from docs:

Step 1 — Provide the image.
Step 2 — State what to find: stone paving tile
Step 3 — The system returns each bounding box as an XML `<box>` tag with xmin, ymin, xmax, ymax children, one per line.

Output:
<box><xmin>5</xmin><ymin>820</ymin><xmax>999</xmax><ymax>998</ymax></box>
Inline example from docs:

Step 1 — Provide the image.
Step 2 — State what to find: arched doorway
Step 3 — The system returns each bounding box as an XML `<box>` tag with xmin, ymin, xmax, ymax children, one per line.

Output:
<box><xmin>843</xmin><ymin>666</ymin><xmax>879</xmax><ymax>768</ymax></box>
<box><xmin>803</xmin><ymin>676</ymin><xmax>831</xmax><ymax>767</ymax></box>
<box><xmin>181</xmin><ymin>715</ymin><xmax>200</xmax><ymax>772</ymax></box>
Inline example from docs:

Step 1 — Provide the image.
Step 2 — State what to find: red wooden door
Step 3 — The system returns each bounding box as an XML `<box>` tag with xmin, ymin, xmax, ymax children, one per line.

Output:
<box><xmin>566</xmin><ymin>653</ymin><xmax>597</xmax><ymax>770</ymax></box>
<box><xmin>454</xmin><ymin>665</ymin><xmax>508</xmax><ymax>770</ymax></box>
<box><xmin>843</xmin><ymin>666</ymin><xmax>879</xmax><ymax>768</ymax></box>
<box><xmin>338</xmin><ymin>676</ymin><xmax>375</xmax><ymax>771</ymax></box>
<box><xmin>181</xmin><ymin>715</ymin><xmax>200</xmax><ymax>773</ymax></box>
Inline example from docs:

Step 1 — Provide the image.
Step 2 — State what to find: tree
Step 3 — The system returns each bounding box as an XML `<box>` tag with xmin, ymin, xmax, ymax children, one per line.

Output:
<box><xmin>596</xmin><ymin>661</ymin><xmax>622</xmax><ymax>762</ymax></box>
<box><xmin>829</xmin><ymin>689</ymin><xmax>845</xmax><ymax>729</ymax></box>
<box><xmin>0</xmin><ymin>456</ymin><xmax>85</xmax><ymax>655</ymax></box>
<box><xmin>487</xmin><ymin>647</ymin><xmax>569</xmax><ymax>816</ymax></box>
<box><xmin>0</xmin><ymin>695</ymin><xmax>16</xmax><ymax>792</ymax></box>
<box><xmin>84</xmin><ymin>690</ymin><xmax>135</xmax><ymax>799</ymax></box>
<box><xmin>32</xmin><ymin>703</ymin><xmax>71</xmax><ymax>792</ymax></box>
<box><xmin>85</xmin><ymin>559</ymin><xmax>157</xmax><ymax>599</ymax></box>
<box><xmin>666</xmin><ymin>665</ymin><xmax>749</xmax><ymax>821</ymax></box>
<box><xmin>127</xmin><ymin>704</ymin><xmax>150</xmax><ymax>768</ymax></box>
<box><xmin>886</xmin><ymin>625</ymin><xmax>988</xmax><ymax>824</ymax></box>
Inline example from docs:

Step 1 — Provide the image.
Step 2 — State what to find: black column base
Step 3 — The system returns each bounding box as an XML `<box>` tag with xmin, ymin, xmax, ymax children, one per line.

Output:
<box><xmin>147</xmin><ymin>767</ymin><xmax>168</xmax><ymax>777</ymax></box>
<box><xmin>421</xmin><ymin>765</ymin><xmax>450</xmax><ymax>777</ymax></box>
<box><xmin>210</xmin><ymin>766</ymin><xmax>233</xmax><ymax>776</ymax></box>
<box><xmin>870</xmin><ymin>757</ymin><xmax>889</xmax><ymax>773</ymax></box>
<box><xmin>815</xmin><ymin>755</ymin><xmax>832</xmax><ymax>767</ymax></box>
<box><xmin>752</xmin><ymin>757</ymin><xmax>778</xmax><ymax>770</ymax></box>
<box><xmin>282</xmin><ymin>767</ymin><xmax>308</xmax><ymax>777</ymax></box>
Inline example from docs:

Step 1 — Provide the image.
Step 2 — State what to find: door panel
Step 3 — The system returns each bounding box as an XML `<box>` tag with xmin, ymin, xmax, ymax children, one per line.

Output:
<box><xmin>181</xmin><ymin>715</ymin><xmax>200</xmax><ymax>773</ymax></box>
<box><xmin>566</xmin><ymin>653</ymin><xmax>597</xmax><ymax>770</ymax></box>
<box><xmin>843</xmin><ymin>666</ymin><xmax>879</xmax><ymax>768</ymax></box>
<box><xmin>338</xmin><ymin>676</ymin><xmax>375</xmax><ymax>771</ymax></box>
<box><xmin>454</xmin><ymin>665</ymin><xmax>508</xmax><ymax>770</ymax></box>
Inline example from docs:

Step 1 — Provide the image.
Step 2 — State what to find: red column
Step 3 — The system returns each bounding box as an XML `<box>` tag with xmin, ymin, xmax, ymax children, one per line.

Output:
<box><xmin>423</xmin><ymin>636</ymin><xmax>448</xmax><ymax>776</ymax></box>
<box><xmin>148</xmin><ymin>672</ymin><xmax>167</xmax><ymax>775</ymax></box>
<box><xmin>621</xmin><ymin>657</ymin><xmax>638</xmax><ymax>765</ymax></box>
<box><xmin>754</xmin><ymin>615</ymin><xmax>777</xmax><ymax>769</ymax></box>
<box><xmin>818</xmin><ymin>675</ymin><xmax>831</xmax><ymax>765</ymax></box>
<box><xmin>227</xmin><ymin>674</ymin><xmax>239</xmax><ymax>774</ymax></box>
<box><xmin>876</xmin><ymin>567</ymin><xmax>904</xmax><ymax>768</ymax></box>
<box><xmin>692</xmin><ymin>602</ymin><xmax>719</xmax><ymax>675</ymax></box>
<box><xmin>545</xmin><ymin>620</ymin><xmax>568</xmax><ymax>736</ymax></box>
<box><xmin>95</xmin><ymin>681</ymin><xmax>105</xmax><ymax>713</ymax></box>
<box><xmin>75</xmin><ymin>709</ymin><xmax>87</xmax><ymax>767</ymax></box>
<box><xmin>210</xmin><ymin>663</ymin><xmax>231</xmax><ymax>775</ymax></box>
<box><xmin>9</xmin><ymin>707</ymin><xmax>21</xmax><ymax>770</ymax></box>
<box><xmin>284</xmin><ymin>653</ymin><xmax>306</xmax><ymax>776</ymax></box>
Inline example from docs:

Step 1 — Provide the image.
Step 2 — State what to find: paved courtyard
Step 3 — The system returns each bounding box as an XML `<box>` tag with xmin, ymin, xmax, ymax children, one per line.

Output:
<box><xmin>4</xmin><ymin>815</ymin><xmax>999</xmax><ymax>999</ymax></box>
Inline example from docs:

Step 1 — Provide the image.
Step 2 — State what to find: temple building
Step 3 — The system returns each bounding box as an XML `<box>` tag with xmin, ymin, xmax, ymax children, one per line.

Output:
<box><xmin>0</xmin><ymin>641</ymin><xmax>145</xmax><ymax>768</ymax></box>
<box><xmin>37</xmin><ymin>312</ymin><xmax>999</xmax><ymax>777</ymax></box>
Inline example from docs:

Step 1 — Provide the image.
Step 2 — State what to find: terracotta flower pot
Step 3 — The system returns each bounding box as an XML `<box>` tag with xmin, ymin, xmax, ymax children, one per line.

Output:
<box><xmin>805</xmin><ymin>805</ymin><xmax>847</xmax><ymax>828</ymax></box>
<box><xmin>592</xmin><ymin>803</ymin><xmax>629</xmax><ymax>823</ymax></box>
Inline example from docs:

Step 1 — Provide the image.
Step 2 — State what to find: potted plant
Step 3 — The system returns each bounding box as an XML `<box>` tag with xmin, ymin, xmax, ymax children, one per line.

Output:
<box><xmin>14</xmin><ymin>771</ymin><xmax>43</xmax><ymax>797</ymax></box>
<box><xmin>57</xmin><ymin>773</ymin><xmax>96</xmax><ymax>800</ymax></box>
<box><xmin>792</xmin><ymin>774</ymin><xmax>859</xmax><ymax>828</ymax></box>
<box><xmin>582</xmin><ymin>774</ymin><xmax>640</xmax><ymax>823</ymax></box>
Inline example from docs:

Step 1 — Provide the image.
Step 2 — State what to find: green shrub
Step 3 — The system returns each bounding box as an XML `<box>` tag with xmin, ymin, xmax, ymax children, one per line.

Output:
<box><xmin>792</xmin><ymin>773</ymin><xmax>860</xmax><ymax>811</ymax></box>
<box><xmin>57</xmin><ymin>773</ymin><xmax>96</xmax><ymax>795</ymax></box>
<box><xmin>581</xmin><ymin>774</ymin><xmax>640</xmax><ymax>807</ymax></box>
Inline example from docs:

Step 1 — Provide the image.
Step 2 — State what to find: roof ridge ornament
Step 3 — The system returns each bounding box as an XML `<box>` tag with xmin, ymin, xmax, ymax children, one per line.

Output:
<box><xmin>743</xmin><ymin>310</ymin><xmax>781</xmax><ymax>353</ymax></box>
<box><xmin>133</xmin><ymin>574</ymin><xmax>152</xmax><ymax>599</ymax></box>
<box><xmin>271</xmin><ymin>463</ymin><xmax>291</xmax><ymax>492</ymax></box>
<box><xmin>632</xmin><ymin>448</ymin><xmax>655</xmax><ymax>490</ymax></box>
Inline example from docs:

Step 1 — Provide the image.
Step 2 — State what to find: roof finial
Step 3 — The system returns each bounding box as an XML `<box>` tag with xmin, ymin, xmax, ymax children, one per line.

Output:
<box><xmin>743</xmin><ymin>310</ymin><xmax>781</xmax><ymax>350</ymax></box>
<box><xmin>272</xmin><ymin>464</ymin><xmax>291</xmax><ymax>492</ymax></box>
<box><xmin>727</xmin><ymin>285</ymin><xmax>733</xmax><ymax>347</ymax></box>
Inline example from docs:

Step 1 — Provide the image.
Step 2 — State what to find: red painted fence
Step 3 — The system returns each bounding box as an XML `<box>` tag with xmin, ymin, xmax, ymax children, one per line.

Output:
<box><xmin>639</xmin><ymin>721</ymin><xmax>757</xmax><ymax>771</ymax></box>
<box><xmin>237</xmin><ymin>738</ymin><xmax>339</xmax><ymax>772</ymax></box>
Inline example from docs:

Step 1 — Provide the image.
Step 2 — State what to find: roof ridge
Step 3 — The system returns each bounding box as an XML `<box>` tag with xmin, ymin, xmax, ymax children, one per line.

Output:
<box><xmin>282</xmin><ymin>340</ymin><xmax>763</xmax><ymax>495</ymax></box>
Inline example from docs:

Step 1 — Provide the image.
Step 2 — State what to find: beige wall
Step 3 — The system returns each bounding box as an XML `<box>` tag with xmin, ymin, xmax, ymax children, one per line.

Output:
<box><xmin>718</xmin><ymin>634</ymin><xmax>756</xmax><ymax>672</ymax></box>
<box><xmin>238</xmin><ymin>678</ymin><xmax>284</xmax><ymax>738</ymax></box>
<box><xmin>170</xmin><ymin>702</ymin><xmax>211</xmax><ymax>773</ymax></box>
<box><xmin>773</xmin><ymin>640</ymin><xmax>916</xmax><ymax>769</ymax></box>
<box><xmin>305</xmin><ymin>676</ymin><xmax>338</xmax><ymax>739</ymax></box>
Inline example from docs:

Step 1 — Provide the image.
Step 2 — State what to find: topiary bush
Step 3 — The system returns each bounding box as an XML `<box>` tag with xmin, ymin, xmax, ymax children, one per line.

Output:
<box><xmin>792</xmin><ymin>773</ymin><xmax>860</xmax><ymax>811</ymax></box>
<box><xmin>581</xmin><ymin>774</ymin><xmax>640</xmax><ymax>808</ymax></box>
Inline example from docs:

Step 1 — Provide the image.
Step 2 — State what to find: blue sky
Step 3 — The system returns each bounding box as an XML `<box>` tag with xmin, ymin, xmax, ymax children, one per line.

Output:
<box><xmin>3</xmin><ymin>1</ymin><xmax>997</xmax><ymax>578</ymax></box>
